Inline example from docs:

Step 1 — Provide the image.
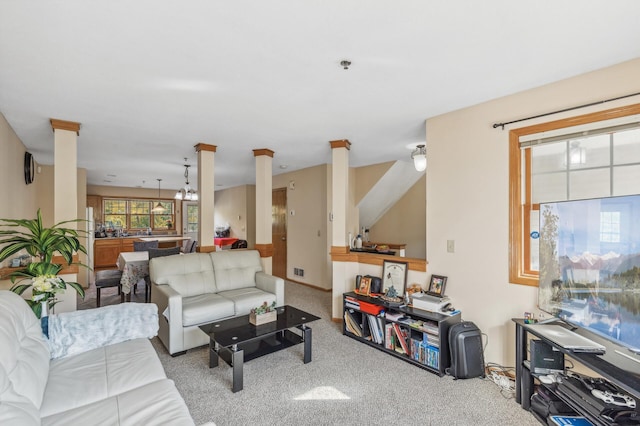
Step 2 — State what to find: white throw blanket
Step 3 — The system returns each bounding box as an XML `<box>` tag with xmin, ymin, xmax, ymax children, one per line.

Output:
<box><xmin>47</xmin><ymin>303</ymin><xmax>159</xmax><ymax>359</ymax></box>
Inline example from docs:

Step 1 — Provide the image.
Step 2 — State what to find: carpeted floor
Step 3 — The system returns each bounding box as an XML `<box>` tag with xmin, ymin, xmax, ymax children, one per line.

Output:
<box><xmin>79</xmin><ymin>280</ymin><xmax>538</xmax><ymax>426</ymax></box>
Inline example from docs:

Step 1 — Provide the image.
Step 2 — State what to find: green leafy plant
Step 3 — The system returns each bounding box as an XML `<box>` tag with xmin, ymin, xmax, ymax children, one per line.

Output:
<box><xmin>251</xmin><ymin>300</ymin><xmax>276</xmax><ymax>315</ymax></box>
<box><xmin>0</xmin><ymin>209</ymin><xmax>88</xmax><ymax>317</ymax></box>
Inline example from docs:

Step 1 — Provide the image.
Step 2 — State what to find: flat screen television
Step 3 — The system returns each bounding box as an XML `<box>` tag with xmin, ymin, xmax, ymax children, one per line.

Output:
<box><xmin>538</xmin><ymin>194</ymin><xmax>640</xmax><ymax>354</ymax></box>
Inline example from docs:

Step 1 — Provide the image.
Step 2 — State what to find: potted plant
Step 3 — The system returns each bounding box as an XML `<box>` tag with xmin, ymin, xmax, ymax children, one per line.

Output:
<box><xmin>0</xmin><ymin>209</ymin><xmax>87</xmax><ymax>318</ymax></box>
<box><xmin>249</xmin><ymin>300</ymin><xmax>277</xmax><ymax>325</ymax></box>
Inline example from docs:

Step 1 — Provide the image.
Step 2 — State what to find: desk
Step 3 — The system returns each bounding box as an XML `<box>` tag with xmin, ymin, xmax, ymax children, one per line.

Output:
<box><xmin>214</xmin><ymin>237</ymin><xmax>238</xmax><ymax>249</ymax></box>
<box><xmin>117</xmin><ymin>251</ymin><xmax>149</xmax><ymax>295</ymax></box>
<box><xmin>513</xmin><ymin>319</ymin><xmax>640</xmax><ymax>424</ymax></box>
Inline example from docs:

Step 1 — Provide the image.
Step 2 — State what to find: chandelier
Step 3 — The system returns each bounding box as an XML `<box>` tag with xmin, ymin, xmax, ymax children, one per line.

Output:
<box><xmin>175</xmin><ymin>159</ymin><xmax>198</xmax><ymax>201</ymax></box>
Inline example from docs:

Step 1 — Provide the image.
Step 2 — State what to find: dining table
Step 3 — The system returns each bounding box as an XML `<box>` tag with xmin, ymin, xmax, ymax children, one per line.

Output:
<box><xmin>116</xmin><ymin>251</ymin><xmax>149</xmax><ymax>296</ymax></box>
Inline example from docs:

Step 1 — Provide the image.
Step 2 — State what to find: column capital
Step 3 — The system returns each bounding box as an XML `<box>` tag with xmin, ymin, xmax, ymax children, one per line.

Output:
<box><xmin>329</xmin><ymin>139</ymin><xmax>351</xmax><ymax>150</ymax></box>
<box><xmin>195</xmin><ymin>143</ymin><xmax>217</xmax><ymax>153</ymax></box>
<box><xmin>50</xmin><ymin>119</ymin><xmax>80</xmax><ymax>135</ymax></box>
<box><xmin>253</xmin><ymin>149</ymin><xmax>274</xmax><ymax>158</ymax></box>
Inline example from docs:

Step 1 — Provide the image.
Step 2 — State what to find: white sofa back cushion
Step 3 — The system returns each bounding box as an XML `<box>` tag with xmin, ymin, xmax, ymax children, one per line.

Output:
<box><xmin>210</xmin><ymin>250</ymin><xmax>263</xmax><ymax>292</ymax></box>
<box><xmin>0</xmin><ymin>291</ymin><xmax>50</xmax><ymax>409</ymax></box>
<box><xmin>150</xmin><ymin>253</ymin><xmax>217</xmax><ymax>297</ymax></box>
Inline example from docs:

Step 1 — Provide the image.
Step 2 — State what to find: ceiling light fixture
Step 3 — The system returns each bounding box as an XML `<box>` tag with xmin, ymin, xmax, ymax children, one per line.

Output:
<box><xmin>340</xmin><ymin>60</ymin><xmax>351</xmax><ymax>70</ymax></box>
<box><xmin>411</xmin><ymin>144</ymin><xmax>427</xmax><ymax>172</ymax></box>
<box><xmin>152</xmin><ymin>179</ymin><xmax>165</xmax><ymax>213</ymax></box>
<box><xmin>175</xmin><ymin>158</ymin><xmax>198</xmax><ymax>201</ymax></box>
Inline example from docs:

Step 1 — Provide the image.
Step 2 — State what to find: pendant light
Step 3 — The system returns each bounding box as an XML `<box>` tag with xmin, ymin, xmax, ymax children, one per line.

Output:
<box><xmin>152</xmin><ymin>178</ymin><xmax>165</xmax><ymax>213</ymax></box>
<box><xmin>411</xmin><ymin>144</ymin><xmax>427</xmax><ymax>172</ymax></box>
<box><xmin>175</xmin><ymin>159</ymin><xmax>198</xmax><ymax>201</ymax></box>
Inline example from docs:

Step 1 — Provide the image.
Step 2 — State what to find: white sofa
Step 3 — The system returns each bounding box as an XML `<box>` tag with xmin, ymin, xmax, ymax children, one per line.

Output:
<box><xmin>0</xmin><ymin>290</ymin><xmax>197</xmax><ymax>426</ymax></box>
<box><xmin>150</xmin><ymin>249</ymin><xmax>285</xmax><ymax>356</ymax></box>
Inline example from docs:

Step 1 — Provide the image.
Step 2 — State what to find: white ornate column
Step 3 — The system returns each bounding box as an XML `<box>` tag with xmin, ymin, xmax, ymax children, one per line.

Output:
<box><xmin>195</xmin><ymin>143</ymin><xmax>216</xmax><ymax>253</ymax></box>
<box><xmin>50</xmin><ymin>118</ymin><xmax>80</xmax><ymax>313</ymax></box>
<box><xmin>253</xmin><ymin>149</ymin><xmax>274</xmax><ymax>273</ymax></box>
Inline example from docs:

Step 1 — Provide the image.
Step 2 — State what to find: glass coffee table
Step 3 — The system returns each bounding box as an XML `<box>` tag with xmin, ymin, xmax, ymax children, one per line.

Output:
<box><xmin>199</xmin><ymin>305</ymin><xmax>320</xmax><ymax>392</ymax></box>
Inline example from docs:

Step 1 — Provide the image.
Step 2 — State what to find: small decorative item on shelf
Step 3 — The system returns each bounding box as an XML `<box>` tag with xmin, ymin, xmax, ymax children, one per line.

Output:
<box><xmin>249</xmin><ymin>301</ymin><xmax>277</xmax><ymax>325</ymax></box>
<box><xmin>380</xmin><ymin>285</ymin><xmax>403</xmax><ymax>306</ymax></box>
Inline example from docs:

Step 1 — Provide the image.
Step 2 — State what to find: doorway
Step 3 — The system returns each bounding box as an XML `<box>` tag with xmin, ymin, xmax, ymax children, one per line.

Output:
<box><xmin>272</xmin><ymin>187</ymin><xmax>287</xmax><ymax>279</ymax></box>
<box><xmin>182</xmin><ymin>202</ymin><xmax>199</xmax><ymax>247</ymax></box>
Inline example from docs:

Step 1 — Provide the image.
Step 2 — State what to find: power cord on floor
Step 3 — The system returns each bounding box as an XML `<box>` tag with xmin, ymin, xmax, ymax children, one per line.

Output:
<box><xmin>485</xmin><ymin>362</ymin><xmax>516</xmax><ymax>399</ymax></box>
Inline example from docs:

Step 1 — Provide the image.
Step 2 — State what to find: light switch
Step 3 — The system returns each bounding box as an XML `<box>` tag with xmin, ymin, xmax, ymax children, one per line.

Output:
<box><xmin>447</xmin><ymin>240</ymin><xmax>455</xmax><ymax>253</ymax></box>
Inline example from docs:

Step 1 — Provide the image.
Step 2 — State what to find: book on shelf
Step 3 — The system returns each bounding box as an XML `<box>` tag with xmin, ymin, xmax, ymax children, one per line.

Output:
<box><xmin>366</xmin><ymin>314</ymin><xmax>383</xmax><ymax>344</ymax></box>
<box><xmin>344</xmin><ymin>310</ymin><xmax>363</xmax><ymax>337</ymax></box>
<box><xmin>392</xmin><ymin>323</ymin><xmax>410</xmax><ymax>355</ymax></box>
<box><xmin>385</xmin><ymin>312</ymin><xmax>404</xmax><ymax>322</ymax></box>
<box><xmin>345</xmin><ymin>302</ymin><xmax>360</xmax><ymax>310</ymax></box>
<box><xmin>548</xmin><ymin>415</ymin><xmax>592</xmax><ymax>426</ymax></box>
<box><xmin>385</xmin><ymin>323</ymin><xmax>394</xmax><ymax>350</ymax></box>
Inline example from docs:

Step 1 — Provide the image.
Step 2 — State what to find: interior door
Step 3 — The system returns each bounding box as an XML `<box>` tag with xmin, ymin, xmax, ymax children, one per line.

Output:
<box><xmin>272</xmin><ymin>187</ymin><xmax>287</xmax><ymax>279</ymax></box>
<box><xmin>182</xmin><ymin>202</ymin><xmax>199</xmax><ymax>246</ymax></box>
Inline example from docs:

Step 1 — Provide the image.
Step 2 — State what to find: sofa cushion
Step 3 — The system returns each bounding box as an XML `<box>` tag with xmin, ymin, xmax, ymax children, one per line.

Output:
<box><xmin>210</xmin><ymin>250</ymin><xmax>262</xmax><ymax>292</ymax></box>
<box><xmin>40</xmin><ymin>338</ymin><xmax>166</xmax><ymax>417</ymax></box>
<box><xmin>41</xmin><ymin>379</ymin><xmax>194</xmax><ymax>426</ymax></box>
<box><xmin>151</xmin><ymin>252</ymin><xmax>217</xmax><ymax>296</ymax></box>
<box><xmin>0</xmin><ymin>291</ymin><xmax>50</xmax><ymax>410</ymax></box>
<box><xmin>0</xmin><ymin>362</ymin><xmax>40</xmax><ymax>426</ymax></box>
<box><xmin>217</xmin><ymin>288</ymin><xmax>278</xmax><ymax>316</ymax></box>
<box><xmin>182</xmin><ymin>293</ymin><xmax>235</xmax><ymax>327</ymax></box>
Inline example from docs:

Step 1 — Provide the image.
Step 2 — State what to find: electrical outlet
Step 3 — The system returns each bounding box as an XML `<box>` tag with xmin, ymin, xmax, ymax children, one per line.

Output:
<box><xmin>299</xmin><ymin>269</ymin><xmax>304</xmax><ymax>277</ymax></box>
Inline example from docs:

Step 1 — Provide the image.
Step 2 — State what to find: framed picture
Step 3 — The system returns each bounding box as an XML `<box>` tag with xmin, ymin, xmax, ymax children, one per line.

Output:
<box><xmin>358</xmin><ymin>276</ymin><xmax>372</xmax><ymax>295</ymax></box>
<box><xmin>381</xmin><ymin>260</ymin><xmax>408</xmax><ymax>295</ymax></box>
<box><xmin>427</xmin><ymin>275</ymin><xmax>447</xmax><ymax>297</ymax></box>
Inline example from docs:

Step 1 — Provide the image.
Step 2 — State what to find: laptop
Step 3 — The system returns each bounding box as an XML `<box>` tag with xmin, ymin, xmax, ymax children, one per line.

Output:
<box><xmin>526</xmin><ymin>324</ymin><xmax>606</xmax><ymax>354</ymax></box>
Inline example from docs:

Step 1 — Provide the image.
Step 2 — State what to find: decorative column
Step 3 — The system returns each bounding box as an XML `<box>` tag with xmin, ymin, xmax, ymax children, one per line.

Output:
<box><xmin>50</xmin><ymin>118</ymin><xmax>81</xmax><ymax>313</ymax></box>
<box><xmin>329</xmin><ymin>139</ymin><xmax>357</xmax><ymax>320</ymax></box>
<box><xmin>195</xmin><ymin>143</ymin><xmax>217</xmax><ymax>253</ymax></box>
<box><xmin>253</xmin><ymin>149</ymin><xmax>274</xmax><ymax>273</ymax></box>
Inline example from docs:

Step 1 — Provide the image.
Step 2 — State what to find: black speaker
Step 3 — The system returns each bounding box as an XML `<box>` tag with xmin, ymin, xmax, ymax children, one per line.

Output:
<box><xmin>365</xmin><ymin>275</ymin><xmax>382</xmax><ymax>293</ymax></box>
<box><xmin>530</xmin><ymin>339</ymin><xmax>564</xmax><ymax>374</ymax></box>
<box><xmin>355</xmin><ymin>275</ymin><xmax>362</xmax><ymax>290</ymax></box>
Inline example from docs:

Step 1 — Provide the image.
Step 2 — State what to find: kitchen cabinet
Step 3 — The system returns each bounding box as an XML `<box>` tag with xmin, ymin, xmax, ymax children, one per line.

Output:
<box><xmin>94</xmin><ymin>238</ymin><xmax>137</xmax><ymax>268</ymax></box>
<box><xmin>86</xmin><ymin>195</ymin><xmax>102</xmax><ymax>223</ymax></box>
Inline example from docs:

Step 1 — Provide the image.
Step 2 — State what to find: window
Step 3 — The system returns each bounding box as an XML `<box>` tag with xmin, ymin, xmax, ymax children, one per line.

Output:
<box><xmin>509</xmin><ymin>103</ymin><xmax>640</xmax><ymax>286</ymax></box>
<box><xmin>600</xmin><ymin>211</ymin><xmax>621</xmax><ymax>243</ymax></box>
<box><xmin>102</xmin><ymin>198</ymin><xmax>175</xmax><ymax>231</ymax></box>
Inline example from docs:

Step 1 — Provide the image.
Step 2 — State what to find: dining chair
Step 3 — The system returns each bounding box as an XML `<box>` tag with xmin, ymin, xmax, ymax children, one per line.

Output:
<box><xmin>144</xmin><ymin>246</ymin><xmax>181</xmax><ymax>302</ymax></box>
<box><xmin>231</xmin><ymin>239</ymin><xmax>248</xmax><ymax>249</ymax></box>
<box><xmin>187</xmin><ymin>240</ymin><xmax>198</xmax><ymax>253</ymax></box>
<box><xmin>132</xmin><ymin>240</ymin><xmax>159</xmax><ymax>296</ymax></box>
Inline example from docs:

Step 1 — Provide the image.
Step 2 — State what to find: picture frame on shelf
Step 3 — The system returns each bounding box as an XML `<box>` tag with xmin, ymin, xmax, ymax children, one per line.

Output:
<box><xmin>427</xmin><ymin>275</ymin><xmax>447</xmax><ymax>297</ymax></box>
<box><xmin>357</xmin><ymin>276</ymin><xmax>372</xmax><ymax>296</ymax></box>
<box><xmin>381</xmin><ymin>260</ymin><xmax>408</xmax><ymax>295</ymax></box>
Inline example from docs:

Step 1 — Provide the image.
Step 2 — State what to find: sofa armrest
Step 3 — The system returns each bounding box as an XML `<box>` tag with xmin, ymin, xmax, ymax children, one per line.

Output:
<box><xmin>255</xmin><ymin>272</ymin><xmax>284</xmax><ymax>306</ymax></box>
<box><xmin>153</xmin><ymin>283</ymin><xmax>186</xmax><ymax>354</ymax></box>
<box><xmin>47</xmin><ymin>303</ymin><xmax>159</xmax><ymax>359</ymax></box>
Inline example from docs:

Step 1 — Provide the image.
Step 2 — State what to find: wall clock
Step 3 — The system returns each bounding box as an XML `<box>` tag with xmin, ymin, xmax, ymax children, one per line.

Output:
<box><xmin>24</xmin><ymin>152</ymin><xmax>35</xmax><ymax>185</ymax></box>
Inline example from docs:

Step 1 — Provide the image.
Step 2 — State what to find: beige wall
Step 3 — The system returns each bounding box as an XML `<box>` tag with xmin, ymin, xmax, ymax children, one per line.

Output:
<box><xmin>274</xmin><ymin>164</ymin><xmax>331</xmax><ymax>290</ymax></box>
<box><xmin>426</xmin><ymin>57</ymin><xmax>640</xmax><ymax>366</ymax></box>
<box><xmin>369</xmin><ymin>175</ymin><xmax>426</xmax><ymax>259</ymax></box>
<box><xmin>214</xmin><ymin>185</ymin><xmax>256</xmax><ymax>247</ymax></box>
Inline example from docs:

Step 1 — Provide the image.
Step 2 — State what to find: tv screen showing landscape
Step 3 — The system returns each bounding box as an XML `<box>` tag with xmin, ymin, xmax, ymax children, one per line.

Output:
<box><xmin>538</xmin><ymin>194</ymin><xmax>640</xmax><ymax>353</ymax></box>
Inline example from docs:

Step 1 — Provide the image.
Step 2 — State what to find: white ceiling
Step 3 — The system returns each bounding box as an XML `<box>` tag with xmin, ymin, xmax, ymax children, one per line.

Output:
<box><xmin>2</xmin><ymin>1</ymin><xmax>640</xmax><ymax>191</ymax></box>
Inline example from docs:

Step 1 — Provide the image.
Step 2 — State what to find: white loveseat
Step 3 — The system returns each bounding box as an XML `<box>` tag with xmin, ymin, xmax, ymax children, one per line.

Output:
<box><xmin>0</xmin><ymin>290</ymin><xmax>197</xmax><ymax>426</ymax></box>
<box><xmin>150</xmin><ymin>249</ymin><xmax>285</xmax><ymax>356</ymax></box>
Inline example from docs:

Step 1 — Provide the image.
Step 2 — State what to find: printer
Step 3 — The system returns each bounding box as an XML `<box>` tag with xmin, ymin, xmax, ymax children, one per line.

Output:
<box><xmin>411</xmin><ymin>292</ymin><xmax>451</xmax><ymax>313</ymax></box>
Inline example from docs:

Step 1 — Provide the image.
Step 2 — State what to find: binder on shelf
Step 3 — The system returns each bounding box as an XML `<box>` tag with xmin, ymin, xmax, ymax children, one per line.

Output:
<box><xmin>344</xmin><ymin>310</ymin><xmax>363</xmax><ymax>337</ymax></box>
<box><xmin>385</xmin><ymin>323</ymin><xmax>394</xmax><ymax>350</ymax></box>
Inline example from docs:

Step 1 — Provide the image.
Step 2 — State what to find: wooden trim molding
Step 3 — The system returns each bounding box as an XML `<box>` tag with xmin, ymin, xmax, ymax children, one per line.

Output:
<box><xmin>197</xmin><ymin>245</ymin><xmax>216</xmax><ymax>253</ymax></box>
<box><xmin>1</xmin><ymin>254</ymin><xmax>80</xmax><ymax>279</ymax></box>
<box><xmin>329</xmin><ymin>139</ymin><xmax>351</xmax><ymax>150</ymax></box>
<box><xmin>194</xmin><ymin>143</ymin><xmax>217</xmax><ymax>153</ymax></box>
<box><xmin>508</xmin><ymin>101</ymin><xmax>640</xmax><ymax>287</ymax></box>
<box><xmin>50</xmin><ymin>119</ymin><xmax>80</xmax><ymax>135</ymax></box>
<box><xmin>331</xmin><ymin>250</ymin><xmax>427</xmax><ymax>272</ymax></box>
<box><xmin>254</xmin><ymin>243</ymin><xmax>274</xmax><ymax>258</ymax></box>
<box><xmin>253</xmin><ymin>149</ymin><xmax>274</xmax><ymax>158</ymax></box>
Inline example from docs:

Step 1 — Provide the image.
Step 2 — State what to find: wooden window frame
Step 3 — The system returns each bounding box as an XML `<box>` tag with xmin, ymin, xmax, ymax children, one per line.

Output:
<box><xmin>102</xmin><ymin>197</ymin><xmax>175</xmax><ymax>231</ymax></box>
<box><xmin>509</xmin><ymin>102</ymin><xmax>640</xmax><ymax>286</ymax></box>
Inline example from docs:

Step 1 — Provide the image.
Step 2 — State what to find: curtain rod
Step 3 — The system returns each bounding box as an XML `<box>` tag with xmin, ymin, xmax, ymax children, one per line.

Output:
<box><xmin>492</xmin><ymin>91</ymin><xmax>640</xmax><ymax>130</ymax></box>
